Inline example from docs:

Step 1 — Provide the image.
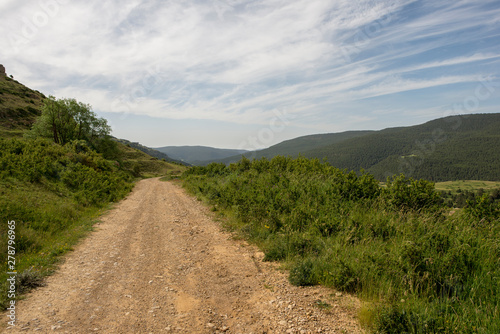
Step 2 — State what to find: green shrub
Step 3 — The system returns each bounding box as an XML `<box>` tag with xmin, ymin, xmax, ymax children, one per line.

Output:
<box><xmin>384</xmin><ymin>174</ymin><xmax>443</xmax><ymax>212</ymax></box>
<box><xmin>0</xmin><ymin>136</ymin><xmax>134</xmax><ymax>309</ymax></box>
<box><xmin>375</xmin><ymin>305</ymin><xmax>418</xmax><ymax>334</ymax></box>
<box><xmin>263</xmin><ymin>234</ymin><xmax>288</xmax><ymax>261</ymax></box>
<box><xmin>289</xmin><ymin>258</ymin><xmax>318</xmax><ymax>286</ymax></box>
<box><xmin>464</xmin><ymin>194</ymin><xmax>499</xmax><ymax>223</ymax></box>
<box><xmin>181</xmin><ymin>156</ymin><xmax>500</xmax><ymax>333</ymax></box>
<box><xmin>326</xmin><ymin>260</ymin><xmax>360</xmax><ymax>292</ymax></box>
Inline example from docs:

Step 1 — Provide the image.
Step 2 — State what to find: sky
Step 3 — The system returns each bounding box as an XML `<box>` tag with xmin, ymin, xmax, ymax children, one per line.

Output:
<box><xmin>1</xmin><ymin>0</ymin><xmax>500</xmax><ymax>150</ymax></box>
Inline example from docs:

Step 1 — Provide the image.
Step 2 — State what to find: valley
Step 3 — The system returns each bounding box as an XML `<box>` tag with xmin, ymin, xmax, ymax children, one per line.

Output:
<box><xmin>1</xmin><ymin>70</ymin><xmax>499</xmax><ymax>333</ymax></box>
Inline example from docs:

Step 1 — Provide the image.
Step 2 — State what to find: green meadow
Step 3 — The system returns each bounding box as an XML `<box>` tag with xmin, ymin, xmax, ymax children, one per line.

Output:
<box><xmin>435</xmin><ymin>180</ymin><xmax>500</xmax><ymax>193</ymax></box>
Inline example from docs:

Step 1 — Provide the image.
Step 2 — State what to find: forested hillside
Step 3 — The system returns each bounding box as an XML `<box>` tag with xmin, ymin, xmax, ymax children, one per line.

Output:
<box><xmin>211</xmin><ymin>131</ymin><xmax>373</xmax><ymax>165</ymax></box>
<box><xmin>304</xmin><ymin>113</ymin><xmax>500</xmax><ymax>181</ymax></box>
<box><xmin>208</xmin><ymin>114</ymin><xmax>500</xmax><ymax>181</ymax></box>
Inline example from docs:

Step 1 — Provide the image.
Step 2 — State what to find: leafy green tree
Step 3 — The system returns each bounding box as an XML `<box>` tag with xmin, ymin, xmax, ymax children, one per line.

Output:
<box><xmin>27</xmin><ymin>96</ymin><xmax>111</xmax><ymax>147</ymax></box>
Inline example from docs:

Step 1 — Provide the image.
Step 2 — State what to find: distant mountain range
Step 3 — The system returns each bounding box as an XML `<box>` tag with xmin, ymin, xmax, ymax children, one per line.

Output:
<box><xmin>153</xmin><ymin>146</ymin><xmax>249</xmax><ymax>165</ymax></box>
<box><xmin>194</xmin><ymin>114</ymin><xmax>500</xmax><ymax>182</ymax></box>
<box><xmin>211</xmin><ymin>131</ymin><xmax>374</xmax><ymax>165</ymax></box>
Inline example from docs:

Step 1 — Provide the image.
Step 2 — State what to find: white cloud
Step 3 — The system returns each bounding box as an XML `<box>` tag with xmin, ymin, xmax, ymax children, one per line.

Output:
<box><xmin>1</xmin><ymin>0</ymin><xmax>499</xmax><ymax>146</ymax></box>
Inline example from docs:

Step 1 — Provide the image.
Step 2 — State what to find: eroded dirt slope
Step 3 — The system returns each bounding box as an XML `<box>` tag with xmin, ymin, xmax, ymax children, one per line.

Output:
<box><xmin>4</xmin><ymin>178</ymin><xmax>363</xmax><ymax>333</ymax></box>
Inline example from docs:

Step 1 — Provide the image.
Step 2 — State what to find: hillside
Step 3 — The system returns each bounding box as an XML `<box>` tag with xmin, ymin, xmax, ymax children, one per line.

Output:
<box><xmin>0</xmin><ymin>70</ymin><xmax>185</xmax><ymax>310</ymax></box>
<box><xmin>0</xmin><ymin>69</ymin><xmax>45</xmax><ymax>137</ymax></box>
<box><xmin>303</xmin><ymin>113</ymin><xmax>500</xmax><ymax>181</ymax></box>
<box><xmin>154</xmin><ymin>145</ymin><xmax>249</xmax><ymax>165</ymax></box>
<box><xmin>0</xmin><ymin>65</ymin><xmax>183</xmax><ymax>175</ymax></box>
<box><xmin>208</xmin><ymin>114</ymin><xmax>500</xmax><ymax>181</ymax></box>
<box><xmin>115</xmin><ymin>138</ymin><xmax>187</xmax><ymax>166</ymax></box>
<box><xmin>205</xmin><ymin>131</ymin><xmax>373</xmax><ymax>165</ymax></box>
<box><xmin>115</xmin><ymin>142</ymin><xmax>186</xmax><ymax>178</ymax></box>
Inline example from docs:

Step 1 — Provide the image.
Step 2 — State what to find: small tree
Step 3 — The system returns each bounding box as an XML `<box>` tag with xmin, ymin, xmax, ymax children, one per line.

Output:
<box><xmin>27</xmin><ymin>96</ymin><xmax>112</xmax><ymax>148</ymax></box>
<box><xmin>384</xmin><ymin>174</ymin><xmax>443</xmax><ymax>212</ymax></box>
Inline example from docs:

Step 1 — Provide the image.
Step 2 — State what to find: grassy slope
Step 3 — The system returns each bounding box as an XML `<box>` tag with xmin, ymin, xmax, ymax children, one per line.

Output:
<box><xmin>117</xmin><ymin>142</ymin><xmax>186</xmax><ymax>178</ymax></box>
<box><xmin>0</xmin><ymin>138</ymin><xmax>134</xmax><ymax>310</ymax></box>
<box><xmin>0</xmin><ymin>76</ymin><xmax>44</xmax><ymax>138</ymax></box>
<box><xmin>116</xmin><ymin>138</ymin><xmax>188</xmax><ymax>165</ymax></box>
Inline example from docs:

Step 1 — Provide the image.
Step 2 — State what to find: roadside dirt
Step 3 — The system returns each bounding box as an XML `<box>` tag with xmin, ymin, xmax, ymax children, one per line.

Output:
<box><xmin>4</xmin><ymin>178</ymin><xmax>364</xmax><ymax>333</ymax></box>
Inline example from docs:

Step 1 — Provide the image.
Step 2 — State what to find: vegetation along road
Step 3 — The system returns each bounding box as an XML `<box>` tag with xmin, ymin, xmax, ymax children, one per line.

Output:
<box><xmin>4</xmin><ymin>178</ymin><xmax>362</xmax><ymax>333</ymax></box>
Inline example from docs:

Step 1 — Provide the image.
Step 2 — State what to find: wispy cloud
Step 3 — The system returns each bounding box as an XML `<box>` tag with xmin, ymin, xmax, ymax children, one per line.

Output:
<box><xmin>1</xmin><ymin>0</ymin><xmax>499</xmax><ymax>146</ymax></box>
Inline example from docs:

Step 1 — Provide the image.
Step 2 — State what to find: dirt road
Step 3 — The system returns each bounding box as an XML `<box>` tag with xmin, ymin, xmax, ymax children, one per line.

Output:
<box><xmin>4</xmin><ymin>178</ymin><xmax>363</xmax><ymax>333</ymax></box>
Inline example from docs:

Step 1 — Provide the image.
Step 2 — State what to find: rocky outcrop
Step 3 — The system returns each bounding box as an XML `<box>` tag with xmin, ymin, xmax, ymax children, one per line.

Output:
<box><xmin>0</xmin><ymin>64</ymin><xmax>6</xmax><ymax>77</ymax></box>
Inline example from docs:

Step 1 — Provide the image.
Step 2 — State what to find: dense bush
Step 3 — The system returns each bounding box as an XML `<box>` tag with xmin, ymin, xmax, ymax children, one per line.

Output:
<box><xmin>0</xmin><ymin>138</ymin><xmax>132</xmax><ymax>205</ymax></box>
<box><xmin>0</xmin><ymin>137</ymin><xmax>134</xmax><ymax>309</ymax></box>
<box><xmin>384</xmin><ymin>174</ymin><xmax>443</xmax><ymax>212</ymax></box>
<box><xmin>182</xmin><ymin>156</ymin><xmax>500</xmax><ymax>333</ymax></box>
